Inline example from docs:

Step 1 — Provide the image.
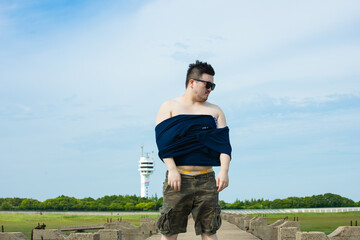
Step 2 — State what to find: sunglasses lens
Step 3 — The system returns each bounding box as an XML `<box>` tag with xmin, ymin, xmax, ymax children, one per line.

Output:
<box><xmin>206</xmin><ymin>82</ymin><xmax>215</xmax><ymax>90</ymax></box>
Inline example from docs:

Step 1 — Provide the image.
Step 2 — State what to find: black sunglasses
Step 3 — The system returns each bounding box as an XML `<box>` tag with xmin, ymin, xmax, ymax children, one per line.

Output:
<box><xmin>193</xmin><ymin>78</ymin><xmax>216</xmax><ymax>90</ymax></box>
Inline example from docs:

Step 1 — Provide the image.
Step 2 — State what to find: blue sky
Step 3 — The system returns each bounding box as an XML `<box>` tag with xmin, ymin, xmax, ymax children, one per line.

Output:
<box><xmin>0</xmin><ymin>0</ymin><xmax>359</xmax><ymax>203</ymax></box>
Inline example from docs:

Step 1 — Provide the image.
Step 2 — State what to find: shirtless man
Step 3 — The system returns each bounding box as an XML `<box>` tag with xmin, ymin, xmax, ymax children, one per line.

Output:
<box><xmin>155</xmin><ymin>60</ymin><xmax>231</xmax><ymax>240</ymax></box>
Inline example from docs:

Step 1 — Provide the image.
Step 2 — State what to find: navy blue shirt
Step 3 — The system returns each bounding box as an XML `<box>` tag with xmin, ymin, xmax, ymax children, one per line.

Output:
<box><xmin>155</xmin><ymin>114</ymin><xmax>232</xmax><ymax>166</ymax></box>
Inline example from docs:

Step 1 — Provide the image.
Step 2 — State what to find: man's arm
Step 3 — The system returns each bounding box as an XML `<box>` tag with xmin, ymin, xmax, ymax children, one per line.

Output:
<box><xmin>216</xmin><ymin>107</ymin><xmax>231</xmax><ymax>192</ymax></box>
<box><xmin>216</xmin><ymin>154</ymin><xmax>230</xmax><ymax>192</ymax></box>
<box><xmin>156</xmin><ymin>100</ymin><xmax>181</xmax><ymax>191</ymax></box>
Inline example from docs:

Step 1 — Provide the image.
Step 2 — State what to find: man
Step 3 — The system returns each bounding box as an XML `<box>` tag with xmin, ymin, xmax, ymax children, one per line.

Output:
<box><xmin>155</xmin><ymin>60</ymin><xmax>231</xmax><ymax>240</ymax></box>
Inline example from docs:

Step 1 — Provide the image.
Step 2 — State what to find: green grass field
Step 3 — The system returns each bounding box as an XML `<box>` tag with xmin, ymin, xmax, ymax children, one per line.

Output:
<box><xmin>253</xmin><ymin>212</ymin><xmax>360</xmax><ymax>234</ymax></box>
<box><xmin>0</xmin><ymin>213</ymin><xmax>159</xmax><ymax>239</ymax></box>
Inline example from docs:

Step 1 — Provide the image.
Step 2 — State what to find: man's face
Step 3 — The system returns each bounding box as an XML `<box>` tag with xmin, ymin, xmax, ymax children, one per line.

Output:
<box><xmin>193</xmin><ymin>73</ymin><xmax>214</xmax><ymax>102</ymax></box>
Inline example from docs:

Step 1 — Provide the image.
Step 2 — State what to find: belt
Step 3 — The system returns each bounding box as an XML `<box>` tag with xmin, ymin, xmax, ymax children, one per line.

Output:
<box><xmin>177</xmin><ymin>167</ymin><xmax>213</xmax><ymax>175</ymax></box>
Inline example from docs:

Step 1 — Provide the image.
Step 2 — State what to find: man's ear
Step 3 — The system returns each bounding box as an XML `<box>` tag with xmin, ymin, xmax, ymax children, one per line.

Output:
<box><xmin>189</xmin><ymin>79</ymin><xmax>194</xmax><ymax>89</ymax></box>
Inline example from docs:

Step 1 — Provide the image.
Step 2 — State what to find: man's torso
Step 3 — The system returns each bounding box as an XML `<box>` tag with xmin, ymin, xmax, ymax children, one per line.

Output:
<box><xmin>165</xmin><ymin>97</ymin><xmax>221</xmax><ymax>171</ymax></box>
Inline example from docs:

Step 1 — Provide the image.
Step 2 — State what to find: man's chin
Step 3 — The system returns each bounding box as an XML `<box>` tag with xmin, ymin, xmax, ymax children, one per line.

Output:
<box><xmin>201</xmin><ymin>96</ymin><xmax>209</xmax><ymax>102</ymax></box>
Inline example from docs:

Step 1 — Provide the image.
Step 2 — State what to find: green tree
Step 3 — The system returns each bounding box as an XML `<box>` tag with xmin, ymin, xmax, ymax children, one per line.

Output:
<box><xmin>124</xmin><ymin>202</ymin><xmax>134</xmax><ymax>211</ymax></box>
<box><xmin>20</xmin><ymin>199</ymin><xmax>43</xmax><ymax>210</ymax></box>
<box><xmin>0</xmin><ymin>201</ymin><xmax>12</xmax><ymax>210</ymax></box>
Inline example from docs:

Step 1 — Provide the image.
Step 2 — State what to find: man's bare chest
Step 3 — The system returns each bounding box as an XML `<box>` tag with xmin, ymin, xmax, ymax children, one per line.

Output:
<box><xmin>171</xmin><ymin>106</ymin><xmax>218</xmax><ymax>119</ymax></box>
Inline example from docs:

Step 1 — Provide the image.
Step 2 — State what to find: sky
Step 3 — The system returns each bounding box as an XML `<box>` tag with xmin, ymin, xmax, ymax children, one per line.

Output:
<box><xmin>0</xmin><ymin>0</ymin><xmax>359</xmax><ymax>203</ymax></box>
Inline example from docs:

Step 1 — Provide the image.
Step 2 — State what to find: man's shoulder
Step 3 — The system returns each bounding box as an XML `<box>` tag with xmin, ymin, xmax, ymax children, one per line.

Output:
<box><xmin>158</xmin><ymin>98</ymin><xmax>181</xmax><ymax>112</ymax></box>
<box><xmin>205</xmin><ymin>101</ymin><xmax>221</xmax><ymax>110</ymax></box>
<box><xmin>156</xmin><ymin>98</ymin><xmax>181</xmax><ymax>125</ymax></box>
<box><xmin>162</xmin><ymin>97</ymin><xmax>181</xmax><ymax>106</ymax></box>
<box><xmin>204</xmin><ymin>101</ymin><xmax>223</xmax><ymax>115</ymax></box>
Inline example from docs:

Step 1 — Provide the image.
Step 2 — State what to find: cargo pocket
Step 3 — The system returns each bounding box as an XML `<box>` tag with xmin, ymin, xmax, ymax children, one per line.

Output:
<box><xmin>210</xmin><ymin>206</ymin><xmax>222</xmax><ymax>231</ymax></box>
<box><xmin>156</xmin><ymin>208</ymin><xmax>172</xmax><ymax>234</ymax></box>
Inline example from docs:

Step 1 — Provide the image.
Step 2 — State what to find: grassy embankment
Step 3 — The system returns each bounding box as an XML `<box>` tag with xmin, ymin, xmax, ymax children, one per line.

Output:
<box><xmin>253</xmin><ymin>212</ymin><xmax>360</xmax><ymax>234</ymax></box>
<box><xmin>0</xmin><ymin>213</ymin><xmax>159</xmax><ymax>239</ymax></box>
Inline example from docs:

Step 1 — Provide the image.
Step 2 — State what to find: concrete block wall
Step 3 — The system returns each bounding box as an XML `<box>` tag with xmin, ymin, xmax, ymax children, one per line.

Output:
<box><xmin>66</xmin><ymin>233</ymin><xmax>100</xmax><ymax>240</ymax></box>
<box><xmin>222</xmin><ymin>213</ymin><xmax>360</xmax><ymax>240</ymax></box>
<box><xmin>139</xmin><ymin>223</ymin><xmax>156</xmax><ymax>237</ymax></box>
<box><xmin>249</xmin><ymin>217</ymin><xmax>267</xmax><ymax>233</ymax></box>
<box><xmin>278</xmin><ymin>227</ymin><xmax>299</xmax><ymax>240</ymax></box>
<box><xmin>140</xmin><ymin>218</ymin><xmax>157</xmax><ymax>235</ymax></box>
<box><xmin>104</xmin><ymin>222</ymin><xmax>134</xmax><ymax>229</ymax></box>
<box><xmin>224</xmin><ymin>214</ymin><xmax>253</xmax><ymax>230</ymax></box>
<box><xmin>222</xmin><ymin>212</ymin><xmax>303</xmax><ymax>240</ymax></box>
<box><xmin>0</xmin><ymin>232</ymin><xmax>27</xmax><ymax>240</ymax></box>
<box><xmin>3</xmin><ymin>214</ymin><xmax>360</xmax><ymax>240</ymax></box>
<box><xmin>328</xmin><ymin>226</ymin><xmax>360</xmax><ymax>239</ymax></box>
<box><xmin>272</xmin><ymin>220</ymin><xmax>286</xmax><ymax>227</ymax></box>
<box><xmin>238</xmin><ymin>215</ymin><xmax>254</xmax><ymax>230</ymax></box>
<box><xmin>296</xmin><ymin>232</ymin><xmax>329</xmax><ymax>240</ymax></box>
<box><xmin>252</xmin><ymin>219</ymin><xmax>285</xmax><ymax>240</ymax></box>
<box><xmin>244</xmin><ymin>217</ymin><xmax>258</xmax><ymax>231</ymax></box>
<box><xmin>277</xmin><ymin>221</ymin><xmax>301</xmax><ymax>230</ymax></box>
<box><xmin>104</xmin><ymin>220</ymin><xmax>154</xmax><ymax>240</ymax></box>
<box><xmin>222</xmin><ymin>213</ymin><xmax>290</xmax><ymax>240</ymax></box>
<box><xmin>97</xmin><ymin>229</ymin><xmax>121</xmax><ymax>240</ymax></box>
<box><xmin>226</xmin><ymin>214</ymin><xmax>237</xmax><ymax>224</ymax></box>
<box><xmin>32</xmin><ymin>229</ymin><xmax>67</xmax><ymax>240</ymax></box>
<box><xmin>252</xmin><ymin>220</ymin><xmax>300</xmax><ymax>240</ymax></box>
<box><xmin>274</xmin><ymin>220</ymin><xmax>301</xmax><ymax>240</ymax></box>
<box><xmin>1</xmin><ymin>218</ymin><xmax>155</xmax><ymax>240</ymax></box>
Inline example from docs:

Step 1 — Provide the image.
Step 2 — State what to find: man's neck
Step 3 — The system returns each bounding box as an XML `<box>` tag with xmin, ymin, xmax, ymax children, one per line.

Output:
<box><xmin>182</xmin><ymin>90</ymin><xmax>205</xmax><ymax>105</ymax></box>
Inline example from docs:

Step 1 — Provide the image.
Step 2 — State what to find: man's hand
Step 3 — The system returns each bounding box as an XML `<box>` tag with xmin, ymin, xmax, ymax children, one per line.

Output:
<box><xmin>168</xmin><ymin>169</ymin><xmax>181</xmax><ymax>191</ymax></box>
<box><xmin>163</xmin><ymin>158</ymin><xmax>181</xmax><ymax>191</ymax></box>
<box><xmin>216</xmin><ymin>170</ymin><xmax>229</xmax><ymax>192</ymax></box>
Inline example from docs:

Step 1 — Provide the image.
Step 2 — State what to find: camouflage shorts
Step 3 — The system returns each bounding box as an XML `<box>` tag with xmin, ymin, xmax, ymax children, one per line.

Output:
<box><xmin>156</xmin><ymin>171</ymin><xmax>221</xmax><ymax>236</ymax></box>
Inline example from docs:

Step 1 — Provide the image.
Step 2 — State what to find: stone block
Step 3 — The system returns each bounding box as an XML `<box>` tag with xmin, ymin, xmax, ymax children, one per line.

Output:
<box><xmin>66</xmin><ymin>233</ymin><xmax>99</xmax><ymax>240</ymax></box>
<box><xmin>227</xmin><ymin>215</ymin><xmax>238</xmax><ymax>224</ymax></box>
<box><xmin>278</xmin><ymin>221</ymin><xmax>301</xmax><ymax>230</ymax></box>
<box><xmin>140</xmin><ymin>218</ymin><xmax>155</xmax><ymax>225</ymax></box>
<box><xmin>220</xmin><ymin>212</ymin><xmax>228</xmax><ymax>220</ymax></box>
<box><xmin>253</xmin><ymin>219</ymin><xmax>285</xmax><ymax>240</ymax></box>
<box><xmin>278</xmin><ymin>227</ymin><xmax>299</xmax><ymax>240</ymax></box>
<box><xmin>115</xmin><ymin>228</ymin><xmax>144</xmax><ymax>240</ymax></box>
<box><xmin>32</xmin><ymin>229</ymin><xmax>66</xmax><ymax>240</ymax></box>
<box><xmin>233</xmin><ymin>216</ymin><xmax>243</xmax><ymax>225</ymax></box>
<box><xmin>140</xmin><ymin>222</ymin><xmax>156</xmax><ymax>237</ymax></box>
<box><xmin>260</xmin><ymin>226</ymin><xmax>276</xmax><ymax>240</ymax></box>
<box><xmin>252</xmin><ymin>223</ymin><xmax>275</xmax><ymax>240</ymax></box>
<box><xmin>104</xmin><ymin>222</ymin><xmax>134</xmax><ymax>230</ymax></box>
<box><xmin>269</xmin><ymin>221</ymin><xmax>300</xmax><ymax>240</ymax></box>
<box><xmin>237</xmin><ymin>215</ymin><xmax>253</xmax><ymax>230</ymax></box>
<box><xmin>244</xmin><ymin>217</ymin><xmax>258</xmax><ymax>232</ymax></box>
<box><xmin>296</xmin><ymin>232</ymin><xmax>329</xmax><ymax>240</ymax></box>
<box><xmin>0</xmin><ymin>232</ymin><xmax>27</xmax><ymax>240</ymax></box>
<box><xmin>97</xmin><ymin>229</ymin><xmax>121</xmax><ymax>240</ymax></box>
<box><xmin>328</xmin><ymin>226</ymin><xmax>360</xmax><ymax>239</ymax></box>
<box><xmin>104</xmin><ymin>221</ymin><xmax>151</xmax><ymax>240</ymax></box>
<box><xmin>271</xmin><ymin>220</ymin><xmax>286</xmax><ymax>227</ymax></box>
<box><xmin>249</xmin><ymin>217</ymin><xmax>267</xmax><ymax>233</ymax></box>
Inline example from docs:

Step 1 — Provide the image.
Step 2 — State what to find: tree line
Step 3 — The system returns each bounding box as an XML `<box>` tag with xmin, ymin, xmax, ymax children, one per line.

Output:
<box><xmin>219</xmin><ymin>193</ymin><xmax>360</xmax><ymax>209</ymax></box>
<box><xmin>0</xmin><ymin>193</ymin><xmax>358</xmax><ymax>211</ymax></box>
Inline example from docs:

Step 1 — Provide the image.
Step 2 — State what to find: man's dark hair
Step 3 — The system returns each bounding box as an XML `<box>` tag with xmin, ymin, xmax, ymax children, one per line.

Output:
<box><xmin>186</xmin><ymin>60</ymin><xmax>215</xmax><ymax>88</ymax></box>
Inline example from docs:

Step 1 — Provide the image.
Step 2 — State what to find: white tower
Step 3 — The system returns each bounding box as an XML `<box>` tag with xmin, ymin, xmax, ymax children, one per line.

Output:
<box><xmin>138</xmin><ymin>146</ymin><xmax>155</xmax><ymax>198</ymax></box>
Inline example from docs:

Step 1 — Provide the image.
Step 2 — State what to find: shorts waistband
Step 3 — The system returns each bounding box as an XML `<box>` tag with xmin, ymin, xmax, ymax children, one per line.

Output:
<box><xmin>177</xmin><ymin>167</ymin><xmax>213</xmax><ymax>176</ymax></box>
